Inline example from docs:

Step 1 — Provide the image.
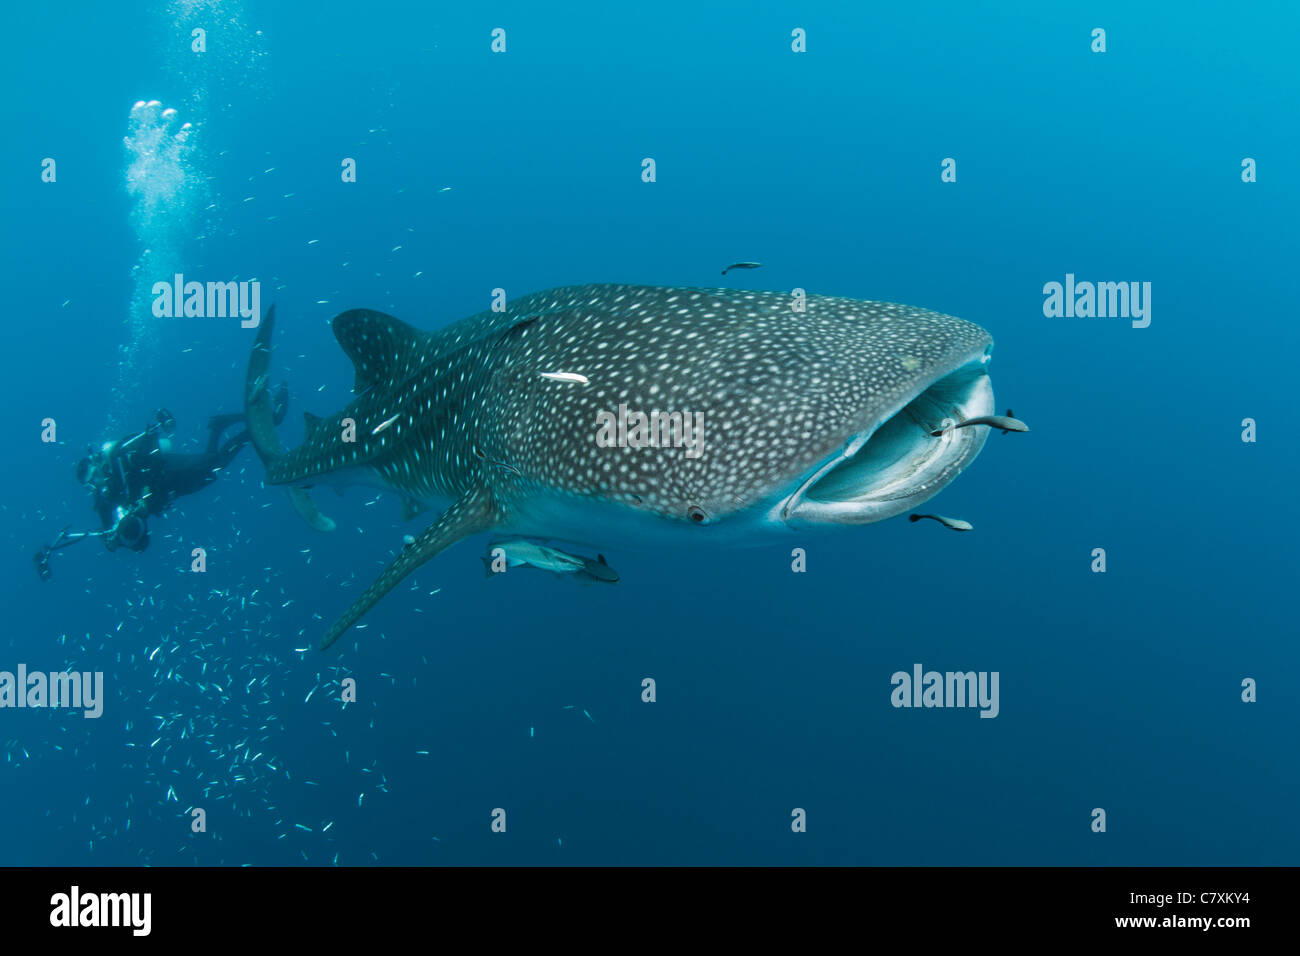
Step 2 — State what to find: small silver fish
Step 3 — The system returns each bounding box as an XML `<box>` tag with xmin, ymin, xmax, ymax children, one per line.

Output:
<box><xmin>721</xmin><ymin>261</ymin><xmax>762</xmax><ymax>275</ymax></box>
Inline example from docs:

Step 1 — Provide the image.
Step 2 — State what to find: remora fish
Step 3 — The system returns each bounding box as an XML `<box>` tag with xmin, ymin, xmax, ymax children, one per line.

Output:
<box><xmin>245</xmin><ymin>285</ymin><xmax>1002</xmax><ymax>649</ymax></box>
<box><xmin>482</xmin><ymin>539</ymin><xmax>619</xmax><ymax>583</ymax></box>
<box><xmin>928</xmin><ymin>414</ymin><xmax>1027</xmax><ymax>436</ymax></box>
<box><xmin>909</xmin><ymin>513</ymin><xmax>973</xmax><ymax>532</ymax></box>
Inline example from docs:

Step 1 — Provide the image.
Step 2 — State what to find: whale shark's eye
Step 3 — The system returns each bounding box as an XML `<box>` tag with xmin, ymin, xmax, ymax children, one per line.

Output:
<box><xmin>688</xmin><ymin>506</ymin><xmax>707</xmax><ymax>523</ymax></box>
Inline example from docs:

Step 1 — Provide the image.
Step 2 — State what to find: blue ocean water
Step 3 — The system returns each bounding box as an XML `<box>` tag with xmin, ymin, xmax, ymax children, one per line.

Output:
<box><xmin>1</xmin><ymin>1</ymin><xmax>1296</xmax><ymax>865</ymax></box>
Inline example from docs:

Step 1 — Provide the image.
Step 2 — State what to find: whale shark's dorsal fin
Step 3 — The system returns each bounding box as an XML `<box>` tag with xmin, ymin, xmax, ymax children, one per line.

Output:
<box><xmin>332</xmin><ymin>309</ymin><xmax>429</xmax><ymax>393</ymax></box>
<box><xmin>304</xmin><ymin>411</ymin><xmax>322</xmax><ymax>431</ymax></box>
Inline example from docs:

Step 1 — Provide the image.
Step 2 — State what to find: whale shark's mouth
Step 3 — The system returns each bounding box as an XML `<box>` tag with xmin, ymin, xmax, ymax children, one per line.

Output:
<box><xmin>779</xmin><ymin>354</ymin><xmax>995</xmax><ymax>526</ymax></box>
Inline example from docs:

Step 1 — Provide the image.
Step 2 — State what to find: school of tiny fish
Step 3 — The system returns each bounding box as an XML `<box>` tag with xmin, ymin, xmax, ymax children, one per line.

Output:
<box><xmin>3</xmin><ymin>443</ymin><xmax>601</xmax><ymax>864</ymax></box>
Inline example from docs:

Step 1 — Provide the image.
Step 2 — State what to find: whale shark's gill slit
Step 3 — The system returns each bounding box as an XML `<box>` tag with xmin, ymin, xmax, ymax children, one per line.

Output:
<box><xmin>472</xmin><ymin>444</ymin><xmax>522</xmax><ymax>478</ymax></box>
<box><xmin>490</xmin><ymin>308</ymin><xmax>579</xmax><ymax>355</ymax></box>
<box><xmin>497</xmin><ymin>315</ymin><xmax>540</xmax><ymax>340</ymax></box>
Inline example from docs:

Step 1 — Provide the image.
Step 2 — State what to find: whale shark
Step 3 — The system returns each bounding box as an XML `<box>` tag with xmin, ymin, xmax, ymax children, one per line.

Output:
<box><xmin>245</xmin><ymin>284</ymin><xmax>1002</xmax><ymax>649</ymax></box>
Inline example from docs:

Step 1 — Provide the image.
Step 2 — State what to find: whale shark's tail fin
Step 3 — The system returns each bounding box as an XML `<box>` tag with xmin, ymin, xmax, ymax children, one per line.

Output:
<box><xmin>320</xmin><ymin>487</ymin><xmax>498</xmax><ymax>649</ymax></box>
<box><xmin>245</xmin><ymin>305</ymin><xmax>286</xmax><ymax>460</ymax></box>
<box><xmin>245</xmin><ymin>305</ymin><xmax>337</xmax><ymax>532</ymax></box>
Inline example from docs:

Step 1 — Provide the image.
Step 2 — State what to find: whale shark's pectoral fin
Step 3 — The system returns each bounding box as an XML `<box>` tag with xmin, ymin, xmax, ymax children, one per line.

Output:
<box><xmin>288</xmin><ymin>487</ymin><xmax>337</xmax><ymax>532</ymax></box>
<box><xmin>319</xmin><ymin>488</ymin><xmax>499</xmax><ymax>650</ymax></box>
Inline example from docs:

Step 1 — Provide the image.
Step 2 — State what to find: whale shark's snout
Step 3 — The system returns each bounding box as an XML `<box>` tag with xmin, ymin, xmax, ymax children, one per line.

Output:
<box><xmin>601</xmin><ymin>294</ymin><xmax>998</xmax><ymax>534</ymax></box>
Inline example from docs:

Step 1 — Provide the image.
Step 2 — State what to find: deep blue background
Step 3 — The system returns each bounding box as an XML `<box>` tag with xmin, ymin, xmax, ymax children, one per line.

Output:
<box><xmin>1</xmin><ymin>1</ymin><xmax>1296</xmax><ymax>864</ymax></box>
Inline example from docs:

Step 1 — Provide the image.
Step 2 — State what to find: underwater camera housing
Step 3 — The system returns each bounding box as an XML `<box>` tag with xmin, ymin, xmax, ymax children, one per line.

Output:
<box><xmin>155</xmin><ymin>407</ymin><xmax>177</xmax><ymax>435</ymax></box>
<box><xmin>114</xmin><ymin>513</ymin><xmax>150</xmax><ymax>552</ymax></box>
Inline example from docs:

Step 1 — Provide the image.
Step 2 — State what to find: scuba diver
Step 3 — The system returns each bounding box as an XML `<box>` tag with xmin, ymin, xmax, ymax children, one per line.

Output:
<box><xmin>34</xmin><ymin>386</ymin><xmax>288</xmax><ymax>579</ymax></box>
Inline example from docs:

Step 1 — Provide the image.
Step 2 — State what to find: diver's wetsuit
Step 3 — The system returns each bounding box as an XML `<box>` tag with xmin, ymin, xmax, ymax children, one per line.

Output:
<box><xmin>35</xmin><ymin>390</ymin><xmax>286</xmax><ymax>576</ymax></box>
<box><xmin>91</xmin><ymin>414</ymin><xmax>254</xmax><ymax>530</ymax></box>
<box><xmin>150</xmin><ymin>413</ymin><xmax>254</xmax><ymax>508</ymax></box>
<box><xmin>92</xmin><ymin>387</ymin><xmax>286</xmax><ymax>540</ymax></box>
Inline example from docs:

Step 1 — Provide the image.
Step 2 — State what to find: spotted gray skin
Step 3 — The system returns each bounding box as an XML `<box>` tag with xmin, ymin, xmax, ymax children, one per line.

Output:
<box><xmin>245</xmin><ymin>284</ymin><xmax>1000</xmax><ymax>649</ymax></box>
